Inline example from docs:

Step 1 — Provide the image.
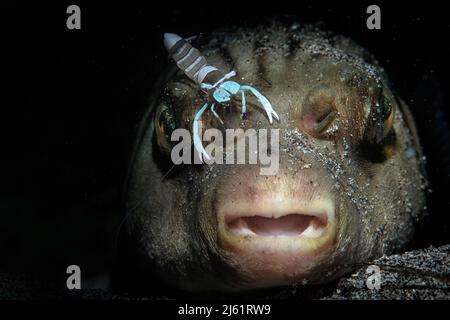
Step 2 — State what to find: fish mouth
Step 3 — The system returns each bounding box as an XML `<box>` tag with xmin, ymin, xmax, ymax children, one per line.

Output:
<box><xmin>225</xmin><ymin>212</ymin><xmax>328</xmax><ymax>238</ymax></box>
<box><xmin>217</xmin><ymin>197</ymin><xmax>336</xmax><ymax>287</ymax></box>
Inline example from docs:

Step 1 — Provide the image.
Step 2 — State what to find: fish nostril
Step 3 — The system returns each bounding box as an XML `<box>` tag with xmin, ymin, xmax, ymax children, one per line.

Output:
<box><xmin>299</xmin><ymin>84</ymin><xmax>338</xmax><ymax>139</ymax></box>
<box><xmin>300</xmin><ymin>105</ymin><xmax>337</xmax><ymax>138</ymax></box>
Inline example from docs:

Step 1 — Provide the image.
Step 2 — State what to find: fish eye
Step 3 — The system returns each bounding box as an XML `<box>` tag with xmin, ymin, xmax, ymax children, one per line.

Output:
<box><xmin>365</xmin><ymin>87</ymin><xmax>397</xmax><ymax>144</ymax></box>
<box><xmin>359</xmin><ymin>87</ymin><xmax>398</xmax><ymax>162</ymax></box>
<box><xmin>154</xmin><ymin>101</ymin><xmax>176</xmax><ymax>154</ymax></box>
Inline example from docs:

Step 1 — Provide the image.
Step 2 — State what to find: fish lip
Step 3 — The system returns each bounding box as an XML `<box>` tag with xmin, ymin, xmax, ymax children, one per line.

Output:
<box><xmin>218</xmin><ymin>197</ymin><xmax>335</xmax><ymax>242</ymax></box>
<box><xmin>216</xmin><ymin>196</ymin><xmax>337</xmax><ymax>287</ymax></box>
<box><xmin>224</xmin><ymin>213</ymin><xmax>328</xmax><ymax>238</ymax></box>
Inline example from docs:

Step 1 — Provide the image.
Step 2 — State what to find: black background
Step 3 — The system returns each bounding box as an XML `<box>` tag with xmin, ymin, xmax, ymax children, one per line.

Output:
<box><xmin>1</xmin><ymin>1</ymin><xmax>449</xmax><ymax>290</ymax></box>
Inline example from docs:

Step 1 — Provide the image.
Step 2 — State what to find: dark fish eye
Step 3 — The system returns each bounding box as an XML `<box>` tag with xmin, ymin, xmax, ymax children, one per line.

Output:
<box><xmin>359</xmin><ymin>87</ymin><xmax>398</xmax><ymax>162</ymax></box>
<box><xmin>154</xmin><ymin>101</ymin><xmax>176</xmax><ymax>154</ymax></box>
<box><xmin>365</xmin><ymin>88</ymin><xmax>397</xmax><ymax>144</ymax></box>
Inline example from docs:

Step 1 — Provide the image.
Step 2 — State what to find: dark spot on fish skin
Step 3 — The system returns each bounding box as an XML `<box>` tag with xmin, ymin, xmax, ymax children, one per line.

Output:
<box><xmin>357</xmin><ymin>130</ymin><xmax>397</xmax><ymax>164</ymax></box>
<box><xmin>221</xmin><ymin>46</ymin><xmax>235</xmax><ymax>71</ymax></box>
<box><xmin>287</xmin><ymin>34</ymin><xmax>301</xmax><ymax>56</ymax></box>
<box><xmin>253</xmin><ymin>40</ymin><xmax>268</xmax><ymax>81</ymax></box>
<box><xmin>284</xmin><ymin>35</ymin><xmax>302</xmax><ymax>76</ymax></box>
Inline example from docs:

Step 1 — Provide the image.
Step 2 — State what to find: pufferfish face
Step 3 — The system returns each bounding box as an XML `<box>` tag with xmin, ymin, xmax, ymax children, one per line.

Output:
<box><xmin>128</xmin><ymin>23</ymin><xmax>427</xmax><ymax>293</ymax></box>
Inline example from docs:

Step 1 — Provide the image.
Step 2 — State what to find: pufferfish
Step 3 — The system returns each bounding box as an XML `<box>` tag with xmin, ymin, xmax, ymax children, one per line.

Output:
<box><xmin>121</xmin><ymin>21</ymin><xmax>427</xmax><ymax>295</ymax></box>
